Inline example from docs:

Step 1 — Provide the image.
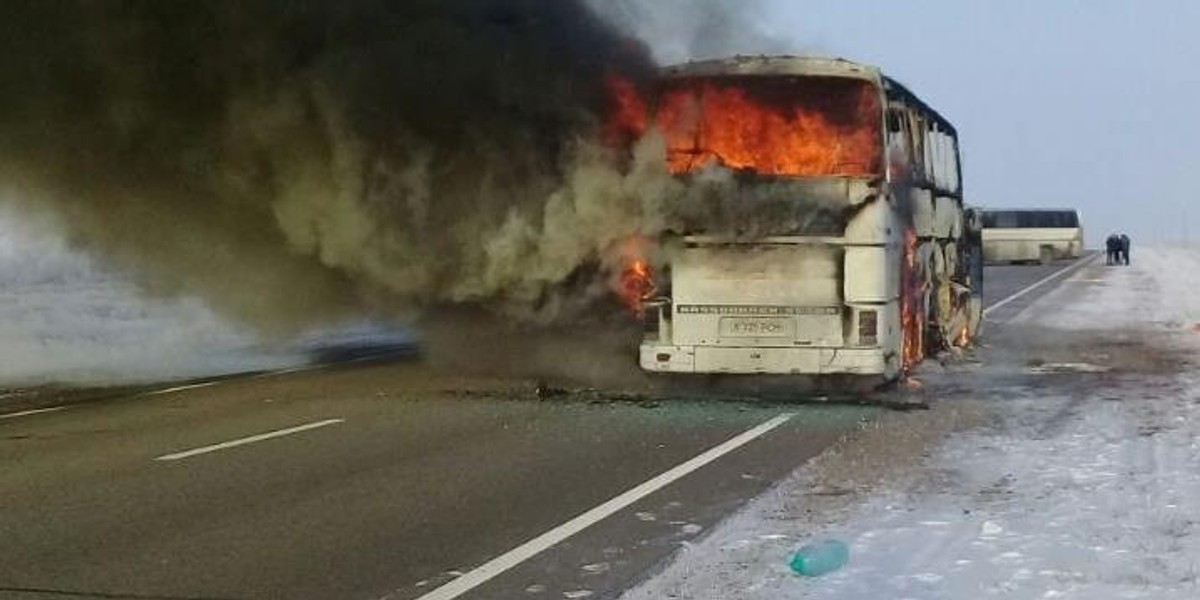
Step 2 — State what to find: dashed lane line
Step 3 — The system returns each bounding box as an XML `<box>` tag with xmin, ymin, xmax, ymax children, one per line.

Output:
<box><xmin>144</xmin><ymin>381</ymin><xmax>220</xmax><ymax>396</ymax></box>
<box><xmin>154</xmin><ymin>418</ymin><xmax>345</xmax><ymax>461</ymax></box>
<box><xmin>0</xmin><ymin>406</ymin><xmax>67</xmax><ymax>421</ymax></box>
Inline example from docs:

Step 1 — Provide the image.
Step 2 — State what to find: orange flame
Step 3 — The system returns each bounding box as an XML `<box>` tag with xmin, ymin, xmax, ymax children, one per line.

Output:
<box><xmin>900</xmin><ymin>229</ymin><xmax>925</xmax><ymax>371</ymax></box>
<box><xmin>955</xmin><ymin>325</ymin><xmax>971</xmax><ymax>348</ymax></box>
<box><xmin>604</xmin><ymin>73</ymin><xmax>649</xmax><ymax>147</ymax></box>
<box><xmin>607</xmin><ymin>236</ymin><xmax>657</xmax><ymax>316</ymax></box>
<box><xmin>618</xmin><ymin>258</ymin><xmax>656</xmax><ymax>315</ymax></box>
<box><xmin>606</xmin><ymin>74</ymin><xmax>882</xmax><ymax>176</ymax></box>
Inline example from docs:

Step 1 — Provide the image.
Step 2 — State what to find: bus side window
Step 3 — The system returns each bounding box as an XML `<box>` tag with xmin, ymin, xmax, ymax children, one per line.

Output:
<box><xmin>907</xmin><ymin>112</ymin><xmax>926</xmax><ymax>179</ymax></box>
<box><xmin>948</xmin><ymin>136</ymin><xmax>962</xmax><ymax>193</ymax></box>
<box><xmin>885</xmin><ymin>106</ymin><xmax>911</xmax><ymax>181</ymax></box>
<box><xmin>933</xmin><ymin>123</ymin><xmax>947</xmax><ymax>188</ymax></box>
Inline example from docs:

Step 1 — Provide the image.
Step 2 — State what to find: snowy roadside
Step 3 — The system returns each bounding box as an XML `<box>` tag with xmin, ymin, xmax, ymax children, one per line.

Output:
<box><xmin>0</xmin><ymin>211</ymin><xmax>411</xmax><ymax>388</ymax></box>
<box><xmin>622</xmin><ymin>247</ymin><xmax>1200</xmax><ymax>599</ymax></box>
<box><xmin>0</xmin><ymin>217</ymin><xmax>303</xmax><ymax>386</ymax></box>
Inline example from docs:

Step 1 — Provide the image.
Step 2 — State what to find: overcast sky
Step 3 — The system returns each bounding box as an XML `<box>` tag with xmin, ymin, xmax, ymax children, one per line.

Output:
<box><xmin>746</xmin><ymin>0</ymin><xmax>1196</xmax><ymax>245</ymax></box>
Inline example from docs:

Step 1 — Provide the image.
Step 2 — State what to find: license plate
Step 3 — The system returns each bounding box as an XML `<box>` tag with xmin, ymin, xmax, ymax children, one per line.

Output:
<box><xmin>719</xmin><ymin>317</ymin><xmax>795</xmax><ymax>338</ymax></box>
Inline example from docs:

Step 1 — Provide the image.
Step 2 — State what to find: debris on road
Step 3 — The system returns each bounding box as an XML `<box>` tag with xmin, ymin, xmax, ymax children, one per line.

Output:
<box><xmin>1027</xmin><ymin>362</ymin><xmax>1111</xmax><ymax>374</ymax></box>
<box><xmin>789</xmin><ymin>539</ymin><xmax>850</xmax><ymax>577</ymax></box>
<box><xmin>458</xmin><ymin>383</ymin><xmax>931</xmax><ymax>411</ymax></box>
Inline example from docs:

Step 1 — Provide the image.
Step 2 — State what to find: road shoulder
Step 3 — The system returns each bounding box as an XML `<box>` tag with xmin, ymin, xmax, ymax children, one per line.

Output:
<box><xmin>622</xmin><ymin>250</ymin><xmax>1184</xmax><ymax>599</ymax></box>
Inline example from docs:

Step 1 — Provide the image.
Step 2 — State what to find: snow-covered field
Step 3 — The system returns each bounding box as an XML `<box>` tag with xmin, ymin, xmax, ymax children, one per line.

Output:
<box><xmin>0</xmin><ymin>214</ymin><xmax>303</xmax><ymax>385</ymax></box>
<box><xmin>624</xmin><ymin>248</ymin><xmax>1200</xmax><ymax>599</ymax></box>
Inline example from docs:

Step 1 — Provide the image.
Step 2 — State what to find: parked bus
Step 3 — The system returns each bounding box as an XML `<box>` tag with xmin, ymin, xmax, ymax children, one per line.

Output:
<box><xmin>980</xmin><ymin>209</ymin><xmax>1083</xmax><ymax>264</ymax></box>
<box><xmin>624</xmin><ymin>56</ymin><xmax>981</xmax><ymax>381</ymax></box>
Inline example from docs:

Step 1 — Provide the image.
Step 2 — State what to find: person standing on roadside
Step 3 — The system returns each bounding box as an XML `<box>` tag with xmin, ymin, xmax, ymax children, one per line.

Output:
<box><xmin>1105</xmin><ymin>233</ymin><xmax>1121</xmax><ymax>265</ymax></box>
<box><xmin>1120</xmin><ymin>233</ymin><xmax>1131</xmax><ymax>265</ymax></box>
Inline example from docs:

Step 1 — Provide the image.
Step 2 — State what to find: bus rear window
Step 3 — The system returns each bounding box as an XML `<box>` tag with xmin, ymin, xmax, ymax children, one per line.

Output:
<box><xmin>653</xmin><ymin>76</ymin><xmax>882</xmax><ymax>177</ymax></box>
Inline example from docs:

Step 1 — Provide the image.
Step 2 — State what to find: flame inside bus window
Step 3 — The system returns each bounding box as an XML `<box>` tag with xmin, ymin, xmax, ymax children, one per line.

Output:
<box><xmin>654</xmin><ymin>76</ymin><xmax>883</xmax><ymax>177</ymax></box>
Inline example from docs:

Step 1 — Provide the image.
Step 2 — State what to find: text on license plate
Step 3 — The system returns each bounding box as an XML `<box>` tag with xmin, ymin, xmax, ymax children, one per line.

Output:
<box><xmin>718</xmin><ymin>317</ymin><xmax>795</xmax><ymax>338</ymax></box>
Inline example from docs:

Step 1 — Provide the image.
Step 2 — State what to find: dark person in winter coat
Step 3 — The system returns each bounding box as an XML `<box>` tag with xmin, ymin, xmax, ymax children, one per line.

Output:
<box><xmin>1105</xmin><ymin>233</ymin><xmax>1121</xmax><ymax>265</ymax></box>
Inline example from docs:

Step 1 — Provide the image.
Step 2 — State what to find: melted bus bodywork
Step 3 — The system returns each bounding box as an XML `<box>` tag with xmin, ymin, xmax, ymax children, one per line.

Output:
<box><xmin>637</xmin><ymin>56</ymin><xmax>980</xmax><ymax>380</ymax></box>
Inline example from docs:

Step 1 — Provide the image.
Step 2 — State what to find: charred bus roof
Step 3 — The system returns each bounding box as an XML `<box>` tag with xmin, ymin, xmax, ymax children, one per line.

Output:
<box><xmin>660</xmin><ymin>55</ymin><xmax>882</xmax><ymax>83</ymax></box>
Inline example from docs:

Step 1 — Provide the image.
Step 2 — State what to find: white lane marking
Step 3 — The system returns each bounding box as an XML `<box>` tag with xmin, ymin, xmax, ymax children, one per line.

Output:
<box><xmin>0</xmin><ymin>406</ymin><xmax>66</xmax><ymax>420</ymax></box>
<box><xmin>154</xmin><ymin>418</ymin><xmax>345</xmax><ymax>461</ymax></box>
<box><xmin>145</xmin><ymin>381</ymin><xmax>219</xmax><ymax>396</ymax></box>
<box><xmin>401</xmin><ymin>413</ymin><xmax>796</xmax><ymax>600</ymax></box>
<box><xmin>984</xmin><ymin>254</ymin><xmax>1100</xmax><ymax>317</ymax></box>
<box><xmin>248</xmin><ymin>364</ymin><xmax>324</xmax><ymax>380</ymax></box>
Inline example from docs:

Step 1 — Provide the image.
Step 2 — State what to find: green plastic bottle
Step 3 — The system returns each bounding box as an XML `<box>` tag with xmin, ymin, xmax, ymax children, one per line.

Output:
<box><xmin>790</xmin><ymin>539</ymin><xmax>849</xmax><ymax>577</ymax></box>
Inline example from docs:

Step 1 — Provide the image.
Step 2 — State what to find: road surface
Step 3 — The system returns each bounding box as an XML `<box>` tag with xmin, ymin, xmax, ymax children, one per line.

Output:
<box><xmin>621</xmin><ymin>251</ymin><xmax>1178</xmax><ymax>599</ymax></box>
<box><xmin>0</xmin><ymin>260</ymin><xmax>1088</xmax><ymax>600</ymax></box>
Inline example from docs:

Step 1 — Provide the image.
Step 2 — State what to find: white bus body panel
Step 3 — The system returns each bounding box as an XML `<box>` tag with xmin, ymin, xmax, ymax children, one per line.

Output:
<box><xmin>668</xmin><ymin>245</ymin><xmax>844</xmax><ymax>349</ymax></box>
<box><xmin>639</xmin><ymin>234</ymin><xmax>904</xmax><ymax>378</ymax></box>
<box><xmin>982</xmin><ymin>227</ymin><xmax>1083</xmax><ymax>263</ymax></box>
<box><xmin>640</xmin><ymin>344</ymin><xmax>890</xmax><ymax>375</ymax></box>
<box><xmin>844</xmin><ymin>246</ymin><xmax>896</xmax><ymax>303</ymax></box>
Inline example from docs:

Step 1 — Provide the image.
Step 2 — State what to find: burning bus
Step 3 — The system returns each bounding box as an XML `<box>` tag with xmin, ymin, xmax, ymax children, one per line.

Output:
<box><xmin>614</xmin><ymin>56</ymin><xmax>980</xmax><ymax>381</ymax></box>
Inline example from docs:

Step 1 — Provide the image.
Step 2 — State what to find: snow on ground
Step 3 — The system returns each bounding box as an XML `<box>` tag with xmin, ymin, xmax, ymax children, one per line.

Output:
<box><xmin>0</xmin><ymin>213</ymin><xmax>304</xmax><ymax>385</ymax></box>
<box><xmin>623</xmin><ymin>247</ymin><xmax>1200</xmax><ymax>599</ymax></box>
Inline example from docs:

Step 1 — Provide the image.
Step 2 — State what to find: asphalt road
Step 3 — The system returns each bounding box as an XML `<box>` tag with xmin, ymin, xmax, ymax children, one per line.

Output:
<box><xmin>982</xmin><ymin>254</ymin><xmax>1098</xmax><ymax>322</ymax></box>
<box><xmin>0</xmin><ymin>260</ymin><xmax>1087</xmax><ymax>600</ymax></box>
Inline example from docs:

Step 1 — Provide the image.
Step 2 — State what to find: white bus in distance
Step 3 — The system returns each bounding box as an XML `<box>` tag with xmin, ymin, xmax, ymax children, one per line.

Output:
<box><xmin>981</xmin><ymin>209</ymin><xmax>1084</xmax><ymax>265</ymax></box>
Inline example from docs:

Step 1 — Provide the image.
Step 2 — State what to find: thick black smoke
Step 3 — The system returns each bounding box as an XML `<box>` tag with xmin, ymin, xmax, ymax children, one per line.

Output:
<box><xmin>0</xmin><ymin>1</ymin><xmax>663</xmax><ymax>331</ymax></box>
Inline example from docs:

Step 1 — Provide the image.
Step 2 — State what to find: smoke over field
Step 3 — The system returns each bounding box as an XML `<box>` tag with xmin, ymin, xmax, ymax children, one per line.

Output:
<box><xmin>0</xmin><ymin>1</ymin><xmax>696</xmax><ymax>332</ymax></box>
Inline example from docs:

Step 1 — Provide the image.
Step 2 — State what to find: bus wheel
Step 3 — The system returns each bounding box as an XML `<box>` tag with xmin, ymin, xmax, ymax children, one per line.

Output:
<box><xmin>1038</xmin><ymin>245</ymin><xmax>1055</xmax><ymax>265</ymax></box>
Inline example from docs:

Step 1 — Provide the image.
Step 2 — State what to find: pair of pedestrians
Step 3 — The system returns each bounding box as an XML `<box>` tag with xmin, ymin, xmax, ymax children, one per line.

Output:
<box><xmin>1105</xmin><ymin>233</ymin><xmax>1131</xmax><ymax>265</ymax></box>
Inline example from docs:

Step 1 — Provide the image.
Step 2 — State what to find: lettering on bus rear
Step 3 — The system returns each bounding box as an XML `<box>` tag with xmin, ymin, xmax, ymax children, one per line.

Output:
<box><xmin>719</xmin><ymin>317</ymin><xmax>795</xmax><ymax>338</ymax></box>
<box><xmin>676</xmin><ymin>305</ymin><xmax>840</xmax><ymax>316</ymax></box>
